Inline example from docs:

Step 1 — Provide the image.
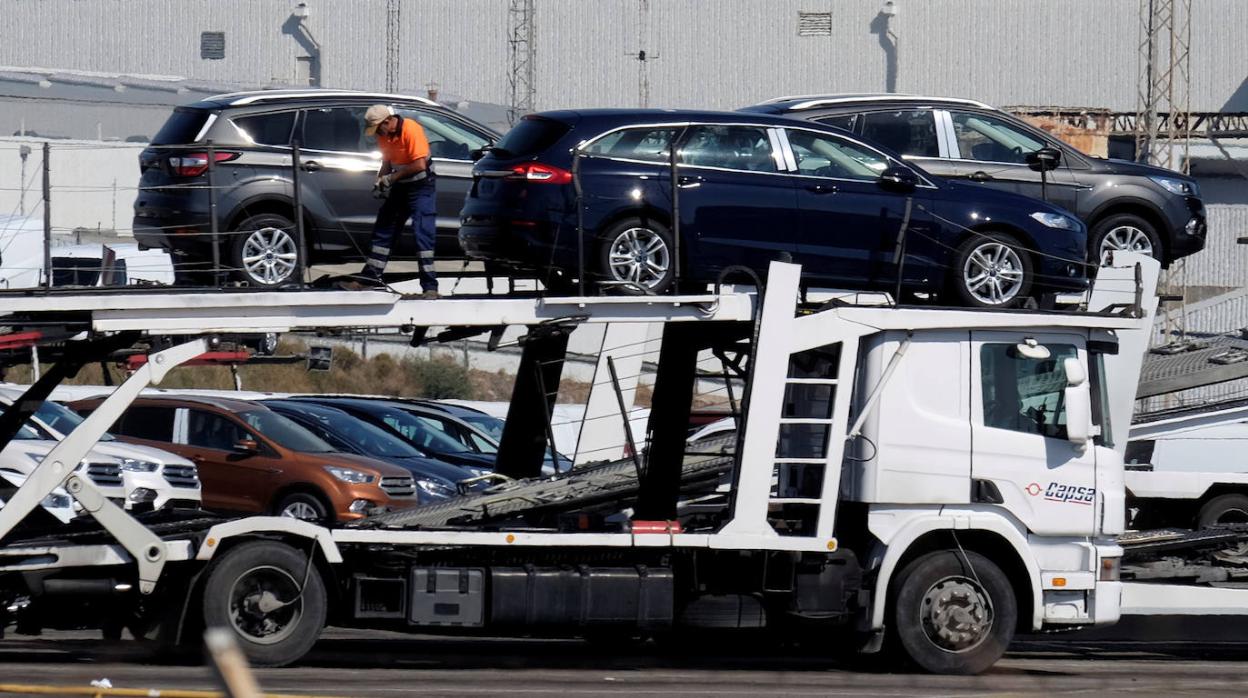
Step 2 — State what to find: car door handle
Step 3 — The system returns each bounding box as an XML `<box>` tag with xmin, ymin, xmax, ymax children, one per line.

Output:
<box><xmin>968</xmin><ymin>170</ymin><xmax>993</xmax><ymax>182</ymax></box>
<box><xmin>301</xmin><ymin>160</ymin><xmax>323</xmax><ymax>172</ymax></box>
<box><xmin>804</xmin><ymin>183</ymin><xmax>836</xmax><ymax>194</ymax></box>
<box><xmin>677</xmin><ymin>175</ymin><xmax>704</xmax><ymax>188</ymax></box>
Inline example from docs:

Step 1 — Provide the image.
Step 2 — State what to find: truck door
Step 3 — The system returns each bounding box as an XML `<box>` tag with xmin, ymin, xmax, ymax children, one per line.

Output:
<box><xmin>971</xmin><ymin>331</ymin><xmax>1096</xmax><ymax>534</ymax></box>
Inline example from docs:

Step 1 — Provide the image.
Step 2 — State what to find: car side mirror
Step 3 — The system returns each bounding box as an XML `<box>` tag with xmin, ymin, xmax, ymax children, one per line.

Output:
<box><xmin>878</xmin><ymin>166</ymin><xmax>918</xmax><ymax>193</ymax></box>
<box><xmin>470</xmin><ymin>147</ymin><xmax>487</xmax><ymax>162</ymax></box>
<box><xmin>1063</xmin><ymin>356</ymin><xmax>1092</xmax><ymax>452</ymax></box>
<box><xmin>233</xmin><ymin>438</ymin><xmax>259</xmax><ymax>454</ymax></box>
<box><xmin>1026</xmin><ymin>147</ymin><xmax>1062</xmax><ymax>172</ymax></box>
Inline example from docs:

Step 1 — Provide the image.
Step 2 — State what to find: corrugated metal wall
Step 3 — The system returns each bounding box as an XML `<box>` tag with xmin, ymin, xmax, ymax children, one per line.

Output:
<box><xmin>3</xmin><ymin>0</ymin><xmax>1247</xmax><ymax>112</ymax></box>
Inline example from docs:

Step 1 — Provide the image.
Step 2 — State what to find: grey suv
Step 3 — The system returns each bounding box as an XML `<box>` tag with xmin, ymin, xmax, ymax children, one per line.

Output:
<box><xmin>744</xmin><ymin>94</ymin><xmax>1206</xmax><ymax>267</ymax></box>
<box><xmin>134</xmin><ymin>90</ymin><xmax>499</xmax><ymax>286</ymax></box>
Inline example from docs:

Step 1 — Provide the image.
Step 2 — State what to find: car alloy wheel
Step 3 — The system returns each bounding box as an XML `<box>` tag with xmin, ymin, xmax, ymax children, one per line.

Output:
<box><xmin>280</xmin><ymin>500</ymin><xmax>321</xmax><ymax>521</ymax></box>
<box><xmin>1098</xmin><ymin>225</ymin><xmax>1155</xmax><ymax>264</ymax></box>
<box><xmin>962</xmin><ymin>242</ymin><xmax>1025</xmax><ymax>306</ymax></box>
<box><xmin>241</xmin><ymin>227</ymin><xmax>298</xmax><ymax>286</ymax></box>
<box><xmin>607</xmin><ymin>227</ymin><xmax>671</xmax><ymax>291</ymax></box>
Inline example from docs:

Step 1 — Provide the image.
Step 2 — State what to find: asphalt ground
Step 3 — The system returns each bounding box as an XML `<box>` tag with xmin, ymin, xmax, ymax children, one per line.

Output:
<box><xmin>2</xmin><ymin>620</ymin><xmax>1248</xmax><ymax>697</ymax></box>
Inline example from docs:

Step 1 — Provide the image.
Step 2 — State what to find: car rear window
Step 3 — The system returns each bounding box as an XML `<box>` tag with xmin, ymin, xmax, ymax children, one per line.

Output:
<box><xmin>151</xmin><ymin>108</ymin><xmax>213</xmax><ymax>145</ymax></box>
<box><xmin>232</xmin><ymin>111</ymin><xmax>296</xmax><ymax>146</ymax></box>
<box><xmin>494</xmin><ymin>116</ymin><xmax>570</xmax><ymax>157</ymax></box>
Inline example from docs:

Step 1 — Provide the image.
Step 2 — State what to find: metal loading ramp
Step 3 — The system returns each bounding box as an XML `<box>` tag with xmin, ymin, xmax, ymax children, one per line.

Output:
<box><xmin>1137</xmin><ymin>333</ymin><xmax>1248</xmax><ymax>400</ymax></box>
<box><xmin>353</xmin><ymin>434</ymin><xmax>738</xmax><ymax>529</ymax></box>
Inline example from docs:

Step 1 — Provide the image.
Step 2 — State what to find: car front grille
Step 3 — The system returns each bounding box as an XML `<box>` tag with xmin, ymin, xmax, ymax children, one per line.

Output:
<box><xmin>86</xmin><ymin>462</ymin><xmax>123</xmax><ymax>488</ymax></box>
<box><xmin>380</xmin><ymin>476</ymin><xmax>416</xmax><ymax>498</ymax></box>
<box><xmin>162</xmin><ymin>464</ymin><xmax>200</xmax><ymax>489</ymax></box>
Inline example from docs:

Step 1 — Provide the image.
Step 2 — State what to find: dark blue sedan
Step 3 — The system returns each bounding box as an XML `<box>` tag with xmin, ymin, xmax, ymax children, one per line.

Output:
<box><xmin>459</xmin><ymin>109</ymin><xmax>1089</xmax><ymax>307</ymax></box>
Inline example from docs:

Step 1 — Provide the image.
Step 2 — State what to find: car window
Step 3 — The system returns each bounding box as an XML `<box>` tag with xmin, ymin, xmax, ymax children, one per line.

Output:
<box><xmin>860</xmin><ymin>110</ymin><xmax>939</xmax><ymax>158</ymax></box>
<box><xmin>494</xmin><ymin>116</ymin><xmax>570</xmax><ymax>157</ymax></box>
<box><xmin>377</xmin><ymin>409</ymin><xmax>473</xmax><ymax>454</ymax></box>
<box><xmin>232</xmin><ymin>111</ymin><xmax>296</xmax><ymax>147</ymax></box>
<box><xmin>467</xmin><ymin>430</ymin><xmax>497</xmax><ymax>454</ymax></box>
<box><xmin>951</xmin><ymin>111</ymin><xmax>1046</xmax><ymax>164</ymax></box>
<box><xmin>418</xmin><ymin>412</ymin><xmax>498</xmax><ymax>454</ymax></box>
<box><xmin>285</xmin><ymin>405</ymin><xmax>425</xmax><ymax>458</ymax></box>
<box><xmin>152</xmin><ymin>108</ymin><xmax>211</xmax><ymax>145</ymax></box>
<box><xmin>239</xmin><ymin>411</ymin><xmax>335</xmax><ymax>453</ymax></box>
<box><xmin>980</xmin><ymin>344</ymin><xmax>1077</xmax><ymax>439</ymax></box>
<box><xmin>785</xmin><ymin>129</ymin><xmax>890</xmax><ymax>181</ymax></box>
<box><xmin>678</xmin><ymin>125</ymin><xmax>779</xmax><ymax>173</ymax></box>
<box><xmin>186</xmin><ymin>409</ymin><xmax>251</xmax><ymax>451</ymax></box>
<box><xmin>584</xmin><ymin>127</ymin><xmax>676</xmax><ymax>163</ymax></box>
<box><xmin>301</xmin><ymin>106</ymin><xmax>374</xmax><ymax>153</ymax></box>
<box><xmin>816</xmin><ymin>113</ymin><xmax>859</xmax><ymax>134</ymax></box>
<box><xmin>30</xmin><ymin>400</ymin><xmax>115</xmax><ymax>441</ymax></box>
<box><xmin>397</xmin><ymin>109</ymin><xmax>490</xmax><ymax>161</ymax></box>
<box><xmin>458</xmin><ymin>413</ymin><xmax>505</xmax><ymax>441</ymax></box>
<box><xmin>116</xmin><ymin>405</ymin><xmax>175</xmax><ymax>442</ymax></box>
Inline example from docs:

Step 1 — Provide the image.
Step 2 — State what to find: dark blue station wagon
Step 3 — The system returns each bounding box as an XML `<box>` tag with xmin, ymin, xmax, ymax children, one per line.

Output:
<box><xmin>459</xmin><ymin>110</ymin><xmax>1090</xmax><ymax>307</ymax></box>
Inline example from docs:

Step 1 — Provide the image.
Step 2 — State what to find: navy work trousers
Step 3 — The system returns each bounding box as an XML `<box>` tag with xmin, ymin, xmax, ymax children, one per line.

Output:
<box><xmin>362</xmin><ymin>179</ymin><xmax>438</xmax><ymax>292</ymax></box>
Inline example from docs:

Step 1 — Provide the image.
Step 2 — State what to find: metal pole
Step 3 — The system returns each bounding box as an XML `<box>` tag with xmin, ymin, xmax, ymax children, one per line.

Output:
<box><xmin>41</xmin><ymin>142</ymin><xmax>51</xmax><ymax>291</ymax></box>
<box><xmin>207</xmin><ymin>140</ymin><xmax>221</xmax><ymax>287</ymax></box>
<box><xmin>572</xmin><ymin>148</ymin><xmax>585</xmax><ymax>297</ymax></box>
<box><xmin>291</xmin><ymin>140</ymin><xmax>308</xmax><ymax>285</ymax></box>
<box><xmin>668</xmin><ymin>129</ymin><xmax>682</xmax><ymax>290</ymax></box>
<box><xmin>607</xmin><ymin>356</ymin><xmax>643</xmax><ymax>478</ymax></box>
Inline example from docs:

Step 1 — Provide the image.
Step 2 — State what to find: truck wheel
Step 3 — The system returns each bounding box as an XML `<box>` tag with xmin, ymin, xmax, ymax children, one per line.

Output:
<box><xmin>230</xmin><ymin>213</ymin><xmax>301</xmax><ymax>287</ymax></box>
<box><xmin>202</xmin><ymin>540</ymin><xmax>327</xmax><ymax>667</ymax></box>
<box><xmin>890</xmin><ymin>549</ymin><xmax>1016</xmax><ymax>675</ymax></box>
<box><xmin>1197</xmin><ymin>494</ymin><xmax>1248</xmax><ymax>527</ymax></box>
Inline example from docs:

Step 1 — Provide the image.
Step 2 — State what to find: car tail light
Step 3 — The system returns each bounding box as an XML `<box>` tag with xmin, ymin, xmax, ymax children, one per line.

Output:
<box><xmin>506</xmin><ymin>162</ymin><xmax>573</xmax><ymax>184</ymax></box>
<box><xmin>168</xmin><ymin>151</ymin><xmax>240</xmax><ymax>177</ymax></box>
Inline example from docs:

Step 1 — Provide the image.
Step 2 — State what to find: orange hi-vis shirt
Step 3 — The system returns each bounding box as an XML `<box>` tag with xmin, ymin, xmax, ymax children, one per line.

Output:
<box><xmin>377</xmin><ymin>116</ymin><xmax>431</xmax><ymax>166</ymax></box>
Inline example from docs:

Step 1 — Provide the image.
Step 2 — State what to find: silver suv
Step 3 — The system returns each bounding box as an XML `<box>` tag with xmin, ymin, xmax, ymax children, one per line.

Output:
<box><xmin>134</xmin><ymin>89</ymin><xmax>499</xmax><ymax>286</ymax></box>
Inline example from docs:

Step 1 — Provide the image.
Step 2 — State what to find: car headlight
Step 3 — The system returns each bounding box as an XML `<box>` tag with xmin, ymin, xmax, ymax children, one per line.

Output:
<box><xmin>118</xmin><ymin>458</ymin><xmax>159</xmax><ymax>473</ymax></box>
<box><xmin>1149</xmin><ymin>175</ymin><xmax>1198</xmax><ymax>197</ymax></box>
<box><xmin>1030</xmin><ymin>212</ymin><xmax>1077</xmax><ymax>229</ymax></box>
<box><xmin>41</xmin><ymin>493</ymin><xmax>72</xmax><ymax>509</ymax></box>
<box><xmin>416</xmin><ymin>478</ymin><xmax>456</xmax><ymax>499</ymax></box>
<box><xmin>323</xmin><ymin>466</ymin><xmax>375</xmax><ymax>484</ymax></box>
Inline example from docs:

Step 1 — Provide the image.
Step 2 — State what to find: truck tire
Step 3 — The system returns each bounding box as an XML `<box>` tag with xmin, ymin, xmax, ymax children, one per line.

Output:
<box><xmin>202</xmin><ymin>540</ymin><xmax>327</xmax><ymax>667</ymax></box>
<box><xmin>890</xmin><ymin>549</ymin><xmax>1016</xmax><ymax>675</ymax></box>
<box><xmin>1197</xmin><ymin>494</ymin><xmax>1248</xmax><ymax>528</ymax></box>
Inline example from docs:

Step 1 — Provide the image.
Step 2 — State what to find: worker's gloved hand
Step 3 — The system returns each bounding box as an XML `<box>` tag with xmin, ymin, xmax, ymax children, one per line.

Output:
<box><xmin>371</xmin><ymin>181</ymin><xmax>389</xmax><ymax>200</ymax></box>
<box><xmin>377</xmin><ymin>174</ymin><xmax>393</xmax><ymax>188</ymax></box>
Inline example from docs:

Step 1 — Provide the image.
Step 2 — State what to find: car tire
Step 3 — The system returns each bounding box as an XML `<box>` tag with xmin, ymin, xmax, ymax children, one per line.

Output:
<box><xmin>1090</xmin><ymin>213</ymin><xmax>1163</xmax><ymax>267</ymax></box>
<box><xmin>950</xmin><ymin>232</ymin><xmax>1033</xmax><ymax>309</ymax></box>
<box><xmin>201</xmin><ymin>540</ymin><xmax>327</xmax><ymax>667</ymax></box>
<box><xmin>1196</xmin><ymin>493</ymin><xmax>1248</xmax><ymax>528</ymax></box>
<box><xmin>890</xmin><ymin>549</ymin><xmax>1016</xmax><ymax>675</ymax></box>
<box><xmin>597</xmin><ymin>218</ymin><xmax>676</xmax><ymax>295</ymax></box>
<box><xmin>274</xmin><ymin>491</ymin><xmax>332</xmax><ymax>524</ymax></box>
<box><xmin>230</xmin><ymin>213</ymin><xmax>301</xmax><ymax>288</ymax></box>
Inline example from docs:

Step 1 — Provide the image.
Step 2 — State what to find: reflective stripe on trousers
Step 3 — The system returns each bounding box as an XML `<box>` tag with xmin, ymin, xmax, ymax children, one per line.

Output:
<box><xmin>361</xmin><ymin>180</ymin><xmax>438</xmax><ymax>291</ymax></box>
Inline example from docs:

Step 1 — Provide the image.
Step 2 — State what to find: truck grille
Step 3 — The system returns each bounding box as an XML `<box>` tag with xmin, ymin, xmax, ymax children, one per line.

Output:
<box><xmin>86</xmin><ymin>462</ymin><xmax>123</xmax><ymax>488</ymax></box>
<box><xmin>162</xmin><ymin>464</ymin><xmax>200</xmax><ymax>489</ymax></box>
<box><xmin>380</xmin><ymin>476</ymin><xmax>415</xmax><ymax>498</ymax></box>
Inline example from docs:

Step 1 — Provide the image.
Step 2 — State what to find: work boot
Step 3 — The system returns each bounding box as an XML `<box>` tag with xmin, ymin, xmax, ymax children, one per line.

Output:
<box><xmin>420</xmin><ymin>289</ymin><xmax>440</xmax><ymax>300</ymax></box>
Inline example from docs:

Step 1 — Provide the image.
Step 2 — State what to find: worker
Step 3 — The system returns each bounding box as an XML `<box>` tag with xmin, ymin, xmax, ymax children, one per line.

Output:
<box><xmin>340</xmin><ymin>104</ymin><xmax>439</xmax><ymax>298</ymax></box>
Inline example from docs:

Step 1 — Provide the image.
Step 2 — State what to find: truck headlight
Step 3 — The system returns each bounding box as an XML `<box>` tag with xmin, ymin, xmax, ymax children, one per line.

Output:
<box><xmin>1149</xmin><ymin>175</ymin><xmax>1198</xmax><ymax>197</ymax></box>
<box><xmin>118</xmin><ymin>458</ymin><xmax>159</xmax><ymax>473</ymax></box>
<box><xmin>1030</xmin><ymin>212</ymin><xmax>1077</xmax><ymax>229</ymax></box>
<box><xmin>416</xmin><ymin>478</ymin><xmax>455</xmax><ymax>499</ymax></box>
<box><xmin>323</xmin><ymin>466</ymin><xmax>375</xmax><ymax>484</ymax></box>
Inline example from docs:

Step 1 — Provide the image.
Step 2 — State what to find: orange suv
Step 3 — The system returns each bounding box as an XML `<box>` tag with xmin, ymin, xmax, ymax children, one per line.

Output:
<box><xmin>69</xmin><ymin>396</ymin><xmax>418</xmax><ymax>522</ymax></box>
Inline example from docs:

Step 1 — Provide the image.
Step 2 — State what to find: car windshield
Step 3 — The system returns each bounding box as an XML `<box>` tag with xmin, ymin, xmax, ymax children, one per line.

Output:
<box><xmin>0</xmin><ymin>404</ymin><xmax>62</xmax><ymax>441</ymax></box>
<box><xmin>370</xmin><ymin>407</ymin><xmax>474</xmax><ymax>454</ymax></box>
<box><xmin>238</xmin><ymin>411</ymin><xmax>334</xmax><ymax>453</ymax></box>
<box><xmin>33</xmin><ymin>400</ymin><xmax>115</xmax><ymax>441</ymax></box>
<box><xmin>457</xmin><ymin>412</ymin><xmax>505</xmax><ymax>441</ymax></box>
<box><xmin>283</xmin><ymin>405</ymin><xmax>425</xmax><ymax>458</ymax></box>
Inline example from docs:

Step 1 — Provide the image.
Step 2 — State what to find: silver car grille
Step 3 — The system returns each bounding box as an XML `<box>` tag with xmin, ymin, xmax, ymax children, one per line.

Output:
<box><xmin>162</xmin><ymin>464</ymin><xmax>200</xmax><ymax>489</ymax></box>
<box><xmin>86</xmin><ymin>462</ymin><xmax>123</xmax><ymax>488</ymax></box>
<box><xmin>380</xmin><ymin>476</ymin><xmax>415</xmax><ymax>497</ymax></box>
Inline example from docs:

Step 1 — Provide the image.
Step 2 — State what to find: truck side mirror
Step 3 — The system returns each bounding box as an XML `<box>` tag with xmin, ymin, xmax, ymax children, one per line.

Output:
<box><xmin>1063</xmin><ymin>356</ymin><xmax>1091</xmax><ymax>452</ymax></box>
